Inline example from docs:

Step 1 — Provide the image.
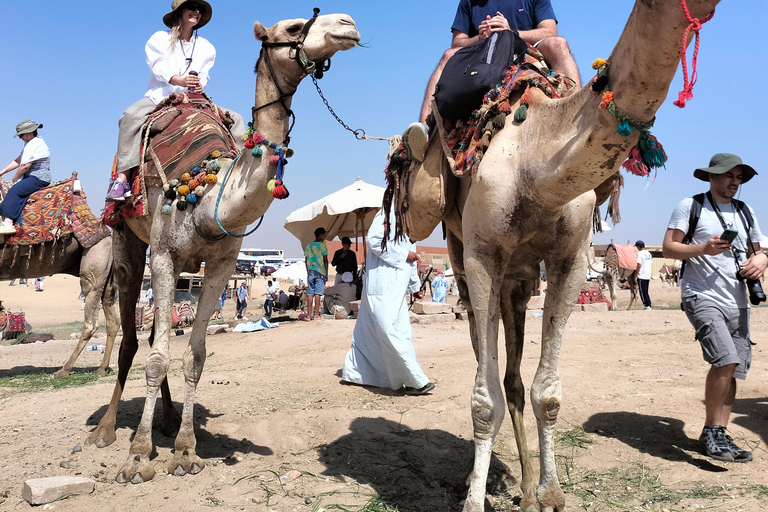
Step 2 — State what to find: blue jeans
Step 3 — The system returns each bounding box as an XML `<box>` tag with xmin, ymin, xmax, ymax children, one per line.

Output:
<box><xmin>264</xmin><ymin>297</ymin><xmax>274</xmax><ymax>317</ymax></box>
<box><xmin>0</xmin><ymin>176</ymin><xmax>50</xmax><ymax>222</ymax></box>
<box><xmin>307</xmin><ymin>269</ymin><xmax>326</xmax><ymax>296</ymax></box>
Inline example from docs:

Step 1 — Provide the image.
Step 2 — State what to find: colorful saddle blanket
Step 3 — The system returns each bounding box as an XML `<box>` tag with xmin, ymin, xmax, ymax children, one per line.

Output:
<box><xmin>604</xmin><ymin>243</ymin><xmax>638</xmax><ymax>272</ymax></box>
<box><xmin>577</xmin><ymin>285</ymin><xmax>611</xmax><ymax>307</ymax></box>
<box><xmin>103</xmin><ymin>93</ymin><xmax>239</xmax><ymax>226</ymax></box>
<box><xmin>0</xmin><ymin>177</ymin><xmax>109</xmax><ymax>248</ymax></box>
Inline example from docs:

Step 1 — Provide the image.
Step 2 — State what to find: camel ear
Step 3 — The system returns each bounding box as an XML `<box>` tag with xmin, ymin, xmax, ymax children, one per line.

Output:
<box><xmin>254</xmin><ymin>22</ymin><xmax>269</xmax><ymax>41</ymax></box>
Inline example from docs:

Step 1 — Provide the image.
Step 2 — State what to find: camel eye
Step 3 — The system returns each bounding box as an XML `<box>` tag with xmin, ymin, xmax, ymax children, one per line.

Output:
<box><xmin>287</xmin><ymin>24</ymin><xmax>302</xmax><ymax>34</ymax></box>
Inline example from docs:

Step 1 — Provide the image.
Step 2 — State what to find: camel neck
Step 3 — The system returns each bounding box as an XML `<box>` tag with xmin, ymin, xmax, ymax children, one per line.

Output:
<box><xmin>252</xmin><ymin>54</ymin><xmax>302</xmax><ymax>145</ymax></box>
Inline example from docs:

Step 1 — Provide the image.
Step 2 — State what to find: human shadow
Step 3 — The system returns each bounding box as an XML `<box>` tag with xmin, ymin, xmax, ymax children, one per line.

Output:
<box><xmin>86</xmin><ymin>397</ymin><xmax>273</xmax><ymax>460</ymax></box>
<box><xmin>318</xmin><ymin>416</ymin><xmax>516</xmax><ymax>512</ymax></box>
<box><xmin>0</xmin><ymin>365</ymin><xmax>105</xmax><ymax>378</ymax></box>
<box><xmin>583</xmin><ymin>412</ymin><xmax>727</xmax><ymax>472</ymax></box>
<box><xmin>731</xmin><ymin>397</ymin><xmax>768</xmax><ymax>447</ymax></box>
<box><xmin>334</xmin><ymin>370</ymin><xmax>435</xmax><ymax>398</ymax></box>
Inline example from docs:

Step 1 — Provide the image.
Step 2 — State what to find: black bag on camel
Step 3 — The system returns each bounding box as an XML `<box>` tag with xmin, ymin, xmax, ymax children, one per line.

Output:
<box><xmin>434</xmin><ymin>29</ymin><xmax>527</xmax><ymax>121</ymax></box>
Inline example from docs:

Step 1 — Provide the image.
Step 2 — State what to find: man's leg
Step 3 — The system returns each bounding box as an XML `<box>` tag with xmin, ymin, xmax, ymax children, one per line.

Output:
<box><xmin>419</xmin><ymin>47</ymin><xmax>461</xmax><ymax>123</ymax></box>
<box><xmin>705</xmin><ymin>363</ymin><xmax>737</xmax><ymax>426</ymax></box>
<box><xmin>536</xmin><ymin>36</ymin><xmax>581</xmax><ymax>87</ymax></box>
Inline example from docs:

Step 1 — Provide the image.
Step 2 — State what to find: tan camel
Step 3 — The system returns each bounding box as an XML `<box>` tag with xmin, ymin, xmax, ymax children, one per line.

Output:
<box><xmin>587</xmin><ymin>243</ymin><xmax>639</xmax><ymax>311</ymax></box>
<box><xmin>0</xmin><ymin>182</ymin><xmax>118</xmax><ymax>378</ymax></box>
<box><xmin>86</xmin><ymin>13</ymin><xmax>360</xmax><ymax>484</ymax></box>
<box><xmin>399</xmin><ymin>1</ymin><xmax>721</xmax><ymax>510</ymax></box>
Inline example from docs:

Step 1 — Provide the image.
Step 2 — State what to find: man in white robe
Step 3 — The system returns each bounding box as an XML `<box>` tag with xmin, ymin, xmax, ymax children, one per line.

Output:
<box><xmin>341</xmin><ymin>209</ymin><xmax>435</xmax><ymax>394</ymax></box>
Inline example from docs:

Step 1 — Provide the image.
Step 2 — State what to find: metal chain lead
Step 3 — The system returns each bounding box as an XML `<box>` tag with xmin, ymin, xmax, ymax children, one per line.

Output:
<box><xmin>311</xmin><ymin>75</ymin><xmax>390</xmax><ymax>141</ymax></box>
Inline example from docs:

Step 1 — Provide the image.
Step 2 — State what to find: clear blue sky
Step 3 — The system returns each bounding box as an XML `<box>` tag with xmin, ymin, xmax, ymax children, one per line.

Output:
<box><xmin>1</xmin><ymin>1</ymin><xmax>765</xmax><ymax>257</ymax></box>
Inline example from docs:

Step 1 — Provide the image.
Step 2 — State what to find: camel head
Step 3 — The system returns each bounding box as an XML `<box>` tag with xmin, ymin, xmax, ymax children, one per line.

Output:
<box><xmin>253</xmin><ymin>12</ymin><xmax>360</xmax><ymax>76</ymax></box>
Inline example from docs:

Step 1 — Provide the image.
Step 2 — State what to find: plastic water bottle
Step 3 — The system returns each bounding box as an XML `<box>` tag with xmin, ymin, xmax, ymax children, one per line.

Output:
<box><xmin>89</xmin><ymin>344</ymin><xmax>106</xmax><ymax>351</ymax></box>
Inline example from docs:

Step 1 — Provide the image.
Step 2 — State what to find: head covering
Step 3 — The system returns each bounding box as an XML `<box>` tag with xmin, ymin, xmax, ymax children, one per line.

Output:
<box><xmin>694</xmin><ymin>153</ymin><xmax>757</xmax><ymax>184</ymax></box>
<box><xmin>634</xmin><ymin>240</ymin><xmax>645</xmax><ymax>248</ymax></box>
<box><xmin>437</xmin><ymin>269</ymin><xmax>444</xmax><ymax>274</ymax></box>
<box><xmin>14</xmin><ymin>120</ymin><xmax>43</xmax><ymax>138</ymax></box>
<box><xmin>163</xmin><ymin>0</ymin><xmax>212</xmax><ymax>30</ymax></box>
<box><xmin>341</xmin><ymin>272</ymin><xmax>354</xmax><ymax>283</ymax></box>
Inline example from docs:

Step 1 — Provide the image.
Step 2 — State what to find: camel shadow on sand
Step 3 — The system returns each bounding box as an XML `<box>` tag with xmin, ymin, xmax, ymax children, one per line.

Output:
<box><xmin>318</xmin><ymin>417</ymin><xmax>517</xmax><ymax>512</ymax></box>
<box><xmin>583</xmin><ymin>412</ymin><xmax>727</xmax><ymax>472</ymax></box>
<box><xmin>731</xmin><ymin>397</ymin><xmax>768</xmax><ymax>448</ymax></box>
<box><xmin>0</xmin><ymin>365</ymin><xmax>107</xmax><ymax>378</ymax></box>
<box><xmin>86</xmin><ymin>397</ymin><xmax>273</xmax><ymax>461</ymax></box>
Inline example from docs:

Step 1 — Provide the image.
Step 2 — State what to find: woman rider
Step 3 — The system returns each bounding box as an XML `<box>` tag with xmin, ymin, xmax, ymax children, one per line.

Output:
<box><xmin>106</xmin><ymin>0</ymin><xmax>244</xmax><ymax>201</ymax></box>
<box><xmin>0</xmin><ymin>120</ymin><xmax>52</xmax><ymax>235</ymax></box>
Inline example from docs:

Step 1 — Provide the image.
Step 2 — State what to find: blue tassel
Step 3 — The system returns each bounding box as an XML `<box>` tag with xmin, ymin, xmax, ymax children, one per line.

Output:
<box><xmin>617</xmin><ymin>122</ymin><xmax>632</xmax><ymax>136</ymax></box>
<box><xmin>513</xmin><ymin>104</ymin><xmax>528</xmax><ymax>123</ymax></box>
<box><xmin>161</xmin><ymin>203</ymin><xmax>172</xmax><ymax>215</ymax></box>
<box><xmin>208</xmin><ymin>159</ymin><xmax>221</xmax><ymax>172</ymax></box>
<box><xmin>187</xmin><ymin>193</ymin><xmax>197</xmax><ymax>204</ymax></box>
<box><xmin>252</xmin><ymin>147</ymin><xmax>263</xmax><ymax>157</ymax></box>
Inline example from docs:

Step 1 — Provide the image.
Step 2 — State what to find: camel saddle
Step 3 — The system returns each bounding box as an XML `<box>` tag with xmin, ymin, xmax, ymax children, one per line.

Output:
<box><xmin>0</xmin><ymin>174</ymin><xmax>109</xmax><ymax>249</ymax></box>
<box><xmin>604</xmin><ymin>243</ymin><xmax>638</xmax><ymax>272</ymax></box>
<box><xmin>103</xmin><ymin>92</ymin><xmax>239</xmax><ymax>226</ymax></box>
<box><xmin>383</xmin><ymin>45</ymin><xmax>576</xmax><ymax>244</ymax></box>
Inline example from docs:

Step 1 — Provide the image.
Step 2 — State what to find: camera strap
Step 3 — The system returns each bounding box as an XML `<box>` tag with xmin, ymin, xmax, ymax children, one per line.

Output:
<box><xmin>706</xmin><ymin>192</ymin><xmax>756</xmax><ymax>256</ymax></box>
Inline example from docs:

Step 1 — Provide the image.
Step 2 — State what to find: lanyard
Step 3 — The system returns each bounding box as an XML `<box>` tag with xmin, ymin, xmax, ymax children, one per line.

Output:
<box><xmin>706</xmin><ymin>192</ymin><xmax>754</xmax><ymax>256</ymax></box>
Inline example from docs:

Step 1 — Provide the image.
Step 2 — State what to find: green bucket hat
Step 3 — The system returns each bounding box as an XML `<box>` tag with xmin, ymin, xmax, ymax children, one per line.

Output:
<box><xmin>163</xmin><ymin>0</ymin><xmax>212</xmax><ymax>30</ymax></box>
<box><xmin>694</xmin><ymin>153</ymin><xmax>757</xmax><ymax>184</ymax></box>
<box><xmin>14</xmin><ymin>120</ymin><xmax>43</xmax><ymax>138</ymax></box>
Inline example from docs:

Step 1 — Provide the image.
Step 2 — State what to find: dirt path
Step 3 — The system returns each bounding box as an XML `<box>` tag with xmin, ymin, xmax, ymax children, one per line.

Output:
<box><xmin>0</xmin><ymin>276</ymin><xmax>766</xmax><ymax>511</ymax></box>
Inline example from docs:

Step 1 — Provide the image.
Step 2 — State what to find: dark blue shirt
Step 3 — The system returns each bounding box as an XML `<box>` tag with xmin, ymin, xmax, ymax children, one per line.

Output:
<box><xmin>451</xmin><ymin>0</ymin><xmax>557</xmax><ymax>38</ymax></box>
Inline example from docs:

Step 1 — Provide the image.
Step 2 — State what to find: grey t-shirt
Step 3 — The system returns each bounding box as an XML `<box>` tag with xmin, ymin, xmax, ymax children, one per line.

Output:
<box><xmin>668</xmin><ymin>195</ymin><xmax>764</xmax><ymax>309</ymax></box>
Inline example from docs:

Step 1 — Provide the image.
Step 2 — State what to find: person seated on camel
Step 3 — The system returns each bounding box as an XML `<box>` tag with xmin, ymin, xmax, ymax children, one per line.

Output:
<box><xmin>401</xmin><ymin>0</ymin><xmax>581</xmax><ymax>163</ymax></box>
<box><xmin>0</xmin><ymin>120</ymin><xmax>52</xmax><ymax>236</ymax></box>
<box><xmin>106</xmin><ymin>0</ymin><xmax>245</xmax><ymax>201</ymax></box>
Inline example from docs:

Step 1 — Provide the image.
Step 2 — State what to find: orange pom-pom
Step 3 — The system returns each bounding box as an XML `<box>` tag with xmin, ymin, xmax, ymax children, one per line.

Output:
<box><xmin>599</xmin><ymin>91</ymin><xmax>613</xmax><ymax>110</ymax></box>
<box><xmin>188</xmin><ymin>179</ymin><xmax>199</xmax><ymax>189</ymax></box>
<box><xmin>181</xmin><ymin>173</ymin><xmax>191</xmax><ymax>183</ymax></box>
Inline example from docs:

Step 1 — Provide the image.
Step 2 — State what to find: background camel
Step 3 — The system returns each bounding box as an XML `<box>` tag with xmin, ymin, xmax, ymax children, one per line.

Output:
<box><xmin>0</xmin><ymin>179</ymin><xmax>118</xmax><ymax>378</ymax></box>
<box><xmin>589</xmin><ymin>243</ymin><xmax>639</xmax><ymax>311</ymax></box>
<box><xmin>397</xmin><ymin>0</ymin><xmax>722</xmax><ymax>510</ymax></box>
<box><xmin>86</xmin><ymin>12</ymin><xmax>360</xmax><ymax>485</ymax></box>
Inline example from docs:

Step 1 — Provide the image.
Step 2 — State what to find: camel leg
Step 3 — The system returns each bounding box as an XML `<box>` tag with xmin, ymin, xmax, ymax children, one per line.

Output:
<box><xmin>461</xmin><ymin>242</ymin><xmax>508</xmax><ymax>512</ymax></box>
<box><xmin>96</xmin><ymin>272</ymin><xmax>119</xmax><ymax>375</ymax></box>
<box><xmin>169</xmin><ymin>257</ymin><xmax>230</xmax><ymax>476</ymax></box>
<box><xmin>116</xmin><ymin>249</ymin><xmax>179</xmax><ymax>484</ymax></box>
<box><xmin>605</xmin><ymin>269</ymin><xmax>617</xmax><ymax>311</ymax></box>
<box><xmin>52</xmin><ymin>259</ymin><xmax>106</xmax><ymax>378</ymax></box>
<box><xmin>447</xmin><ymin>231</ymin><xmax>477</xmax><ymax>358</ymax></box>
<box><xmin>499</xmin><ymin>277</ymin><xmax>537</xmax><ymax>512</ymax></box>
<box><xmin>626</xmin><ymin>270</ymin><xmax>638</xmax><ymax>310</ymax></box>
<box><xmin>88</xmin><ymin>229</ymin><xmax>148</xmax><ymax>448</ymax></box>
<box><xmin>533</xmin><ymin>227</ymin><xmax>592</xmax><ymax>511</ymax></box>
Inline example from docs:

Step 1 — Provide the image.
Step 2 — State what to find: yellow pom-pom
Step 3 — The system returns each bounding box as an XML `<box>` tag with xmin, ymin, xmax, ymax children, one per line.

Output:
<box><xmin>211</xmin><ymin>150</ymin><xmax>222</xmax><ymax>158</ymax></box>
<box><xmin>205</xmin><ymin>174</ymin><xmax>218</xmax><ymax>185</ymax></box>
<box><xmin>592</xmin><ymin>58</ymin><xmax>607</xmax><ymax>70</ymax></box>
<box><xmin>178</xmin><ymin>185</ymin><xmax>190</xmax><ymax>196</ymax></box>
<box><xmin>181</xmin><ymin>173</ymin><xmax>191</xmax><ymax>183</ymax></box>
<box><xmin>267</xmin><ymin>178</ymin><xmax>276</xmax><ymax>192</ymax></box>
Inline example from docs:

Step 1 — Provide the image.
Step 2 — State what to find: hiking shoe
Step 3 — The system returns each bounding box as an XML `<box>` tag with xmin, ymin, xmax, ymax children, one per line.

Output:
<box><xmin>402</xmin><ymin>122</ymin><xmax>429</xmax><ymax>163</ymax></box>
<box><xmin>699</xmin><ymin>426</ymin><xmax>734</xmax><ymax>462</ymax></box>
<box><xmin>106</xmin><ymin>180</ymin><xmax>132</xmax><ymax>201</ymax></box>
<box><xmin>404</xmin><ymin>382</ymin><xmax>435</xmax><ymax>395</ymax></box>
<box><xmin>645</xmin><ymin>306</ymin><xmax>652</xmax><ymax>310</ymax></box>
<box><xmin>0</xmin><ymin>222</ymin><xmax>16</xmax><ymax>235</ymax></box>
<box><xmin>721</xmin><ymin>428</ymin><xmax>753</xmax><ymax>463</ymax></box>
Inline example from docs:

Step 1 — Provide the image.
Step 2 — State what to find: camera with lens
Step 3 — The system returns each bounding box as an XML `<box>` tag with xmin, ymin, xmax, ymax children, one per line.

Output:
<box><xmin>734</xmin><ymin>252</ymin><xmax>766</xmax><ymax>305</ymax></box>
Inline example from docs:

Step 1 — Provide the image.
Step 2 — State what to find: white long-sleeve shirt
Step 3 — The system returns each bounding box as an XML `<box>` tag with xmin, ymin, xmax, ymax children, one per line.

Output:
<box><xmin>144</xmin><ymin>30</ymin><xmax>216</xmax><ymax>104</ymax></box>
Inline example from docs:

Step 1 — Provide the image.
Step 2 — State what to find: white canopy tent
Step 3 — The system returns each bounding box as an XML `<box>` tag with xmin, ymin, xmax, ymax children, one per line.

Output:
<box><xmin>271</xmin><ymin>261</ymin><xmax>308</xmax><ymax>285</ymax></box>
<box><xmin>284</xmin><ymin>177</ymin><xmax>385</xmax><ymax>264</ymax></box>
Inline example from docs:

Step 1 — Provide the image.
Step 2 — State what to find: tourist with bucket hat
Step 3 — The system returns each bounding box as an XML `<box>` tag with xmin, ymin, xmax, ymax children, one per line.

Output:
<box><xmin>0</xmin><ymin>120</ymin><xmax>52</xmax><ymax>235</ymax></box>
<box><xmin>106</xmin><ymin>0</ymin><xmax>245</xmax><ymax>201</ymax></box>
<box><xmin>663</xmin><ymin>152</ymin><xmax>767</xmax><ymax>463</ymax></box>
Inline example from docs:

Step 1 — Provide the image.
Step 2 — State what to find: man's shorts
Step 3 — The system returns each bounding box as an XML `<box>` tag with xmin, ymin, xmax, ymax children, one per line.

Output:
<box><xmin>682</xmin><ymin>295</ymin><xmax>751</xmax><ymax>379</ymax></box>
<box><xmin>307</xmin><ymin>269</ymin><xmax>326</xmax><ymax>296</ymax></box>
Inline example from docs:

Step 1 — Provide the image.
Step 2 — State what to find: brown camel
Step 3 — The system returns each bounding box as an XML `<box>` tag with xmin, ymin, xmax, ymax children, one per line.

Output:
<box><xmin>398</xmin><ymin>1</ymin><xmax>721</xmax><ymax>510</ymax></box>
<box><xmin>0</xmin><ymin>178</ymin><xmax>118</xmax><ymax>378</ymax></box>
<box><xmin>587</xmin><ymin>243</ymin><xmax>640</xmax><ymax>311</ymax></box>
<box><xmin>86</xmin><ymin>12</ymin><xmax>360</xmax><ymax>484</ymax></box>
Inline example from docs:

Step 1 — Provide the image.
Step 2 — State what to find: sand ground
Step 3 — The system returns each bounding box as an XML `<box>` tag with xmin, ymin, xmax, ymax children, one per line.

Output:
<box><xmin>0</xmin><ymin>275</ymin><xmax>767</xmax><ymax>511</ymax></box>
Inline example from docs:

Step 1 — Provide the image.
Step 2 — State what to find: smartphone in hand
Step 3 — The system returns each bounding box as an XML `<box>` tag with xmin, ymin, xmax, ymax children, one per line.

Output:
<box><xmin>720</xmin><ymin>227</ymin><xmax>738</xmax><ymax>243</ymax></box>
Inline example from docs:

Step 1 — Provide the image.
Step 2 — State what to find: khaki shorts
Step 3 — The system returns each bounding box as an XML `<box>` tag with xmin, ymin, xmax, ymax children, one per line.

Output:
<box><xmin>682</xmin><ymin>295</ymin><xmax>751</xmax><ymax>379</ymax></box>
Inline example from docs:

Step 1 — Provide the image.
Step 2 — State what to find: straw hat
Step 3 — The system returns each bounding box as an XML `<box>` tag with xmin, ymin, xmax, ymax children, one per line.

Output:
<box><xmin>14</xmin><ymin>120</ymin><xmax>43</xmax><ymax>138</ymax></box>
<box><xmin>163</xmin><ymin>0</ymin><xmax>212</xmax><ymax>30</ymax></box>
<box><xmin>694</xmin><ymin>153</ymin><xmax>757</xmax><ymax>184</ymax></box>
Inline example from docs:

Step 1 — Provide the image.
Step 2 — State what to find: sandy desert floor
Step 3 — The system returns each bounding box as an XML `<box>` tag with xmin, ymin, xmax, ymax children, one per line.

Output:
<box><xmin>0</xmin><ymin>275</ymin><xmax>767</xmax><ymax>511</ymax></box>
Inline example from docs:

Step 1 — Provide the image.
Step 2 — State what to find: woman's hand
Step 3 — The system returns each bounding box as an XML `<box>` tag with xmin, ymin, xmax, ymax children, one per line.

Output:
<box><xmin>171</xmin><ymin>74</ymin><xmax>202</xmax><ymax>92</ymax></box>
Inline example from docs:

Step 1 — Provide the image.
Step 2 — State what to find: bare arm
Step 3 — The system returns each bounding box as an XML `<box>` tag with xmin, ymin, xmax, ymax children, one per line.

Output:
<box><xmin>451</xmin><ymin>30</ymin><xmax>481</xmax><ymax>48</ymax></box>
<box><xmin>323</xmin><ymin>255</ymin><xmax>329</xmax><ymax>277</ymax></box>
<box><xmin>661</xmin><ymin>228</ymin><xmax>732</xmax><ymax>260</ymax></box>
<box><xmin>740</xmin><ymin>241</ymin><xmax>768</xmax><ymax>280</ymax></box>
<box><xmin>0</xmin><ymin>157</ymin><xmax>21</xmax><ymax>178</ymax></box>
<box><xmin>517</xmin><ymin>19</ymin><xmax>558</xmax><ymax>45</ymax></box>
<box><xmin>11</xmin><ymin>163</ymin><xmax>32</xmax><ymax>182</ymax></box>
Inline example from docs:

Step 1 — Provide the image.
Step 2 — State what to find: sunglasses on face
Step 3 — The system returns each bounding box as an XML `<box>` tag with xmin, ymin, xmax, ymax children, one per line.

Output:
<box><xmin>183</xmin><ymin>2</ymin><xmax>201</xmax><ymax>12</ymax></box>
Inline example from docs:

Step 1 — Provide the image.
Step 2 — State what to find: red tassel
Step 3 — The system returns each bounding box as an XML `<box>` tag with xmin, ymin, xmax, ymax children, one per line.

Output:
<box><xmin>244</xmin><ymin>139</ymin><xmax>255</xmax><ymax>149</ymax></box>
<box><xmin>272</xmin><ymin>180</ymin><xmax>290</xmax><ymax>199</ymax></box>
<box><xmin>621</xmin><ymin>148</ymin><xmax>649</xmax><ymax>177</ymax></box>
<box><xmin>269</xmin><ymin>155</ymin><xmax>280</xmax><ymax>165</ymax></box>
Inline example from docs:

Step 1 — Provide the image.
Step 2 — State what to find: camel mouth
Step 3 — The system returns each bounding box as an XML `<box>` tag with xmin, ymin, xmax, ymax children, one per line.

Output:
<box><xmin>329</xmin><ymin>34</ymin><xmax>360</xmax><ymax>50</ymax></box>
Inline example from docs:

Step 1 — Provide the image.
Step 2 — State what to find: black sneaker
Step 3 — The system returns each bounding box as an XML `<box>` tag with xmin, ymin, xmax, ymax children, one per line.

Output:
<box><xmin>699</xmin><ymin>426</ymin><xmax>734</xmax><ymax>462</ymax></box>
<box><xmin>720</xmin><ymin>427</ymin><xmax>753</xmax><ymax>463</ymax></box>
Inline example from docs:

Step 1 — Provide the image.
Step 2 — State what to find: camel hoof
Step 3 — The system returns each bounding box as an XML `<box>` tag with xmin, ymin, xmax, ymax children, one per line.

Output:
<box><xmin>116</xmin><ymin>455</ymin><xmax>155</xmax><ymax>485</ymax></box>
<box><xmin>52</xmin><ymin>369</ymin><xmax>70</xmax><ymax>379</ymax></box>
<box><xmin>168</xmin><ymin>451</ymin><xmax>205</xmax><ymax>477</ymax></box>
<box><xmin>87</xmin><ymin>425</ymin><xmax>117</xmax><ymax>448</ymax></box>
<box><xmin>92</xmin><ymin>367</ymin><xmax>110</xmax><ymax>376</ymax></box>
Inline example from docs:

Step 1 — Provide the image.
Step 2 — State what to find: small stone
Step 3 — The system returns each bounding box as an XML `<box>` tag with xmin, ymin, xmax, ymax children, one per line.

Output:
<box><xmin>72</xmin><ymin>444</ymin><xmax>82</xmax><ymax>454</ymax></box>
<box><xmin>305</xmin><ymin>497</ymin><xmax>312</xmax><ymax>505</ymax></box>
<box><xmin>22</xmin><ymin>476</ymin><xmax>95</xmax><ymax>505</ymax></box>
<box><xmin>100</xmin><ymin>462</ymin><xmax>107</xmax><ymax>468</ymax></box>
<box><xmin>59</xmin><ymin>461</ymin><xmax>71</xmax><ymax>469</ymax></box>
<box><xmin>251</xmin><ymin>497</ymin><xmax>259</xmax><ymax>503</ymax></box>
<box><xmin>35</xmin><ymin>466</ymin><xmax>45</xmax><ymax>474</ymax></box>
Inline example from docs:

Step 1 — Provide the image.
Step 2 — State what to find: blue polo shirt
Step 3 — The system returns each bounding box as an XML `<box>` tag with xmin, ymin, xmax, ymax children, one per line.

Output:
<box><xmin>451</xmin><ymin>0</ymin><xmax>557</xmax><ymax>37</ymax></box>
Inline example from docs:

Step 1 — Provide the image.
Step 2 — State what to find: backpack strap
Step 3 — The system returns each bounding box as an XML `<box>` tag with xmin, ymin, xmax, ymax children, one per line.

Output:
<box><xmin>733</xmin><ymin>198</ymin><xmax>757</xmax><ymax>255</ymax></box>
<box><xmin>680</xmin><ymin>193</ymin><xmax>705</xmax><ymax>279</ymax></box>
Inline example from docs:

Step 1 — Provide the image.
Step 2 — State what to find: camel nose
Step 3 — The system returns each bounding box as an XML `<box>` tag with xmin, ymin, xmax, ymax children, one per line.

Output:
<box><xmin>338</xmin><ymin>15</ymin><xmax>355</xmax><ymax>28</ymax></box>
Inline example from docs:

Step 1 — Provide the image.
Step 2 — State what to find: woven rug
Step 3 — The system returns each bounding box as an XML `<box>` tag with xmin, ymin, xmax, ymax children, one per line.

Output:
<box><xmin>103</xmin><ymin>92</ymin><xmax>239</xmax><ymax>227</ymax></box>
<box><xmin>577</xmin><ymin>285</ymin><xmax>611</xmax><ymax>307</ymax></box>
<box><xmin>0</xmin><ymin>177</ymin><xmax>109</xmax><ymax>248</ymax></box>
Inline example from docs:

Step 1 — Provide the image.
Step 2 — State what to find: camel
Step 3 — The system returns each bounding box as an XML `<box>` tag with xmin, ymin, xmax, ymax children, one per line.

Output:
<box><xmin>396</xmin><ymin>1</ymin><xmax>722</xmax><ymax>510</ymax></box>
<box><xmin>588</xmin><ymin>243</ymin><xmax>639</xmax><ymax>311</ymax></box>
<box><xmin>86</xmin><ymin>12</ymin><xmax>360</xmax><ymax>484</ymax></box>
<box><xmin>659</xmin><ymin>261</ymin><xmax>680</xmax><ymax>286</ymax></box>
<box><xmin>0</xmin><ymin>178</ymin><xmax>118</xmax><ymax>378</ymax></box>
